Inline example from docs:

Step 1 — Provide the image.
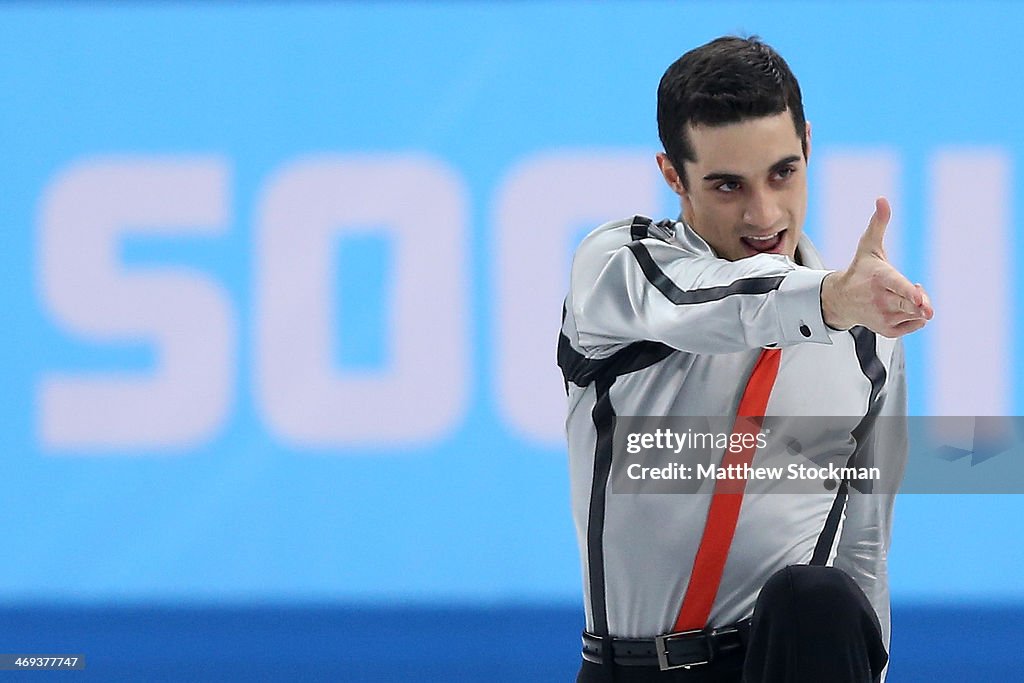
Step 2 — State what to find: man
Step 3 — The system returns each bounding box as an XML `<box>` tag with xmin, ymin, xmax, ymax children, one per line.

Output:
<box><xmin>559</xmin><ymin>36</ymin><xmax>933</xmax><ymax>682</ymax></box>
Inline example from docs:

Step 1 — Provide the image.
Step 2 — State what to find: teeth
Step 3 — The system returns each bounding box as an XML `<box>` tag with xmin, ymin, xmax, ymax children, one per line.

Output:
<box><xmin>747</xmin><ymin>232</ymin><xmax>781</xmax><ymax>241</ymax></box>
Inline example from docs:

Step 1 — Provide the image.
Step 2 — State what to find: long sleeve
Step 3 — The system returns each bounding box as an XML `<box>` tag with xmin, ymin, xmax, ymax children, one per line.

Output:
<box><xmin>571</xmin><ymin>231</ymin><xmax>837</xmax><ymax>355</ymax></box>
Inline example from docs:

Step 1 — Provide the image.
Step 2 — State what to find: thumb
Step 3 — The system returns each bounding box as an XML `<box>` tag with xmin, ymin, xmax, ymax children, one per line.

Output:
<box><xmin>857</xmin><ymin>197</ymin><xmax>891</xmax><ymax>257</ymax></box>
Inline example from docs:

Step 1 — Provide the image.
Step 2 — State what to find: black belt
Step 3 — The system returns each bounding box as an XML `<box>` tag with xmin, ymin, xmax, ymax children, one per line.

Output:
<box><xmin>581</xmin><ymin>619</ymin><xmax>751</xmax><ymax>671</ymax></box>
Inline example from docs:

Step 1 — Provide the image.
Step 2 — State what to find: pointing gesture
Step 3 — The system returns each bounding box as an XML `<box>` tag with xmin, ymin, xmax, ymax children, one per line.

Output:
<box><xmin>821</xmin><ymin>198</ymin><xmax>934</xmax><ymax>337</ymax></box>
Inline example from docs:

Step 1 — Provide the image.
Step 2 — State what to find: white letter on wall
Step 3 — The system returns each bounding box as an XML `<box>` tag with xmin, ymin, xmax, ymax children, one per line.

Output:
<box><xmin>928</xmin><ymin>149</ymin><xmax>1011</xmax><ymax>415</ymax></box>
<box><xmin>37</xmin><ymin>157</ymin><xmax>234</xmax><ymax>450</ymax></box>
<box><xmin>495</xmin><ymin>151</ymin><xmax>662</xmax><ymax>446</ymax></box>
<box><xmin>817</xmin><ymin>150</ymin><xmax>903</xmax><ymax>270</ymax></box>
<box><xmin>255</xmin><ymin>156</ymin><xmax>467</xmax><ymax>447</ymax></box>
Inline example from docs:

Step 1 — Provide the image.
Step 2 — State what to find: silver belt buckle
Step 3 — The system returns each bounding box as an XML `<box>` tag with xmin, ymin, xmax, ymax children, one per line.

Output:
<box><xmin>654</xmin><ymin>628</ymin><xmax>712</xmax><ymax>671</ymax></box>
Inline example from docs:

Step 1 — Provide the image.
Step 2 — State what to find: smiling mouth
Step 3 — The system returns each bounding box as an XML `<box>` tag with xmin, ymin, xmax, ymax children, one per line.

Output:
<box><xmin>741</xmin><ymin>229</ymin><xmax>786</xmax><ymax>253</ymax></box>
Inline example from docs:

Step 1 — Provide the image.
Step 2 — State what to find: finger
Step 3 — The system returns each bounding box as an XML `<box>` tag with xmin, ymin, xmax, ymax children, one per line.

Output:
<box><xmin>884</xmin><ymin>310</ymin><xmax>928</xmax><ymax>332</ymax></box>
<box><xmin>890</xmin><ymin>311</ymin><xmax>928</xmax><ymax>327</ymax></box>
<box><xmin>915</xmin><ymin>283</ymin><xmax>934</xmax><ymax>319</ymax></box>
<box><xmin>885</xmin><ymin>291</ymin><xmax>929</xmax><ymax>318</ymax></box>
<box><xmin>884</xmin><ymin>292</ymin><xmax>913</xmax><ymax>316</ymax></box>
<box><xmin>879</xmin><ymin>267</ymin><xmax>921</xmax><ymax>305</ymax></box>
<box><xmin>857</xmin><ymin>197</ymin><xmax>892</xmax><ymax>256</ymax></box>
<box><xmin>889</xmin><ymin>317</ymin><xmax>928</xmax><ymax>338</ymax></box>
<box><xmin>882</xmin><ymin>318</ymin><xmax>928</xmax><ymax>339</ymax></box>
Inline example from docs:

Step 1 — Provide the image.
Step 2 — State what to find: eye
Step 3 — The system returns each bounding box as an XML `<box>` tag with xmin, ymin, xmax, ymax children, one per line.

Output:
<box><xmin>774</xmin><ymin>166</ymin><xmax>796</xmax><ymax>181</ymax></box>
<box><xmin>716</xmin><ymin>181</ymin><xmax>741</xmax><ymax>193</ymax></box>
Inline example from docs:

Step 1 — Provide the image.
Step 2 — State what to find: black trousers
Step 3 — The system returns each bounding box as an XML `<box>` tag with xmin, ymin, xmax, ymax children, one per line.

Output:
<box><xmin>577</xmin><ymin>565</ymin><xmax>889</xmax><ymax>683</ymax></box>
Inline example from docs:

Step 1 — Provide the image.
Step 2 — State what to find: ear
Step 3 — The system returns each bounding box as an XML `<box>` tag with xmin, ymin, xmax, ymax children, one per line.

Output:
<box><xmin>804</xmin><ymin>121</ymin><xmax>812</xmax><ymax>163</ymax></box>
<box><xmin>656</xmin><ymin>152</ymin><xmax>687</xmax><ymax>198</ymax></box>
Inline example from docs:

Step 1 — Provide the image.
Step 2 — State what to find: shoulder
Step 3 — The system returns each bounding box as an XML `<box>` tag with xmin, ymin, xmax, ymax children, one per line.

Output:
<box><xmin>569</xmin><ymin>216</ymin><xmax>684</xmax><ymax>283</ymax></box>
<box><xmin>572</xmin><ymin>217</ymin><xmax>635</xmax><ymax>260</ymax></box>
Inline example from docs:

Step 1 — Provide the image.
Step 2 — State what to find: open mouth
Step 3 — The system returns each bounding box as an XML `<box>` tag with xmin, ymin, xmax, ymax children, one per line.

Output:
<box><xmin>741</xmin><ymin>229</ymin><xmax>786</xmax><ymax>254</ymax></box>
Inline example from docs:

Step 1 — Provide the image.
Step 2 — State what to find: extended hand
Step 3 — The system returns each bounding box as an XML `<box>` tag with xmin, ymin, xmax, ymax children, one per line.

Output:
<box><xmin>821</xmin><ymin>197</ymin><xmax>934</xmax><ymax>337</ymax></box>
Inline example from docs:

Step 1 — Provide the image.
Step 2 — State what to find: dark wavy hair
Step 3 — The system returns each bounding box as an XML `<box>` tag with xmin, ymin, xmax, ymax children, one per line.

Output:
<box><xmin>657</xmin><ymin>36</ymin><xmax>807</xmax><ymax>189</ymax></box>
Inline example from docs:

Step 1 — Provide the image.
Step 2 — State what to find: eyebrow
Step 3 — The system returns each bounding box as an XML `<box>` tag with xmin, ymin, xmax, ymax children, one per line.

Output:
<box><xmin>702</xmin><ymin>155</ymin><xmax>803</xmax><ymax>183</ymax></box>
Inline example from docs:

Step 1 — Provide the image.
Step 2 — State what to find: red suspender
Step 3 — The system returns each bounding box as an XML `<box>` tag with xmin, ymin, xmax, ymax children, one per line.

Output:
<box><xmin>673</xmin><ymin>348</ymin><xmax>782</xmax><ymax>631</ymax></box>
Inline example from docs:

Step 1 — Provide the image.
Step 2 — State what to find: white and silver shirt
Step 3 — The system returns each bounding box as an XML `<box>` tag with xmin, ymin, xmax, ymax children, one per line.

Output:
<box><xmin>559</xmin><ymin>216</ymin><xmax>906</xmax><ymax>653</ymax></box>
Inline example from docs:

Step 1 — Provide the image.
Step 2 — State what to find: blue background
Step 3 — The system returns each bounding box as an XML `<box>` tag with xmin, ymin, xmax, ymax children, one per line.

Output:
<box><xmin>1</xmin><ymin>2</ymin><xmax>1021</xmax><ymax>680</ymax></box>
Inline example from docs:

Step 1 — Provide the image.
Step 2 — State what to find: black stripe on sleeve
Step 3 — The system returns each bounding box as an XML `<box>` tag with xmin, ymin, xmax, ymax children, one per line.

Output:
<box><xmin>557</xmin><ymin>300</ymin><xmax>674</xmax><ymax>389</ymax></box>
<box><xmin>558</xmin><ymin>333</ymin><xmax>674</xmax><ymax>389</ymax></box>
<box><xmin>626</xmin><ymin>242</ymin><xmax>785</xmax><ymax>305</ymax></box>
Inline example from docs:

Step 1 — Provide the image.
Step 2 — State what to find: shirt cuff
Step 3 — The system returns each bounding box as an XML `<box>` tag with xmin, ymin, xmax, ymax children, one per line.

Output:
<box><xmin>775</xmin><ymin>268</ymin><xmax>837</xmax><ymax>345</ymax></box>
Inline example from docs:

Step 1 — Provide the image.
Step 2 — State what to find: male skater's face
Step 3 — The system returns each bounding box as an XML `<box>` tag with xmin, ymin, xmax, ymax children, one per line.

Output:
<box><xmin>658</xmin><ymin>110</ymin><xmax>811</xmax><ymax>262</ymax></box>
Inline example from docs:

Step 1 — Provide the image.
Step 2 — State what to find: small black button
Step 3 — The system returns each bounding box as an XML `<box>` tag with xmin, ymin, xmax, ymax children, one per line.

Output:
<box><xmin>799</xmin><ymin>324</ymin><xmax>811</xmax><ymax>337</ymax></box>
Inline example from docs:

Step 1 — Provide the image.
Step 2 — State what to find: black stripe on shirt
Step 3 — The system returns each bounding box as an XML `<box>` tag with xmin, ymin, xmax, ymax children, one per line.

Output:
<box><xmin>557</xmin><ymin>300</ymin><xmax>674</xmax><ymax>390</ymax></box>
<box><xmin>851</xmin><ymin>326</ymin><xmax>886</xmax><ymax>407</ymax></box>
<box><xmin>847</xmin><ymin>327</ymin><xmax>887</xmax><ymax>495</ymax></box>
<box><xmin>810</xmin><ymin>327</ymin><xmax>887</xmax><ymax>564</ymax></box>
<box><xmin>559</xmin><ymin>332</ymin><xmax>674</xmax><ymax>628</ymax></box>
<box><xmin>810</xmin><ymin>478</ymin><xmax>849</xmax><ymax>566</ymax></box>
<box><xmin>587</xmin><ymin>376</ymin><xmax>616</xmax><ymax>636</ymax></box>
<box><xmin>558</xmin><ymin>302</ymin><xmax>674</xmax><ymax>637</ymax></box>
<box><xmin>630</xmin><ymin>215</ymin><xmax>651</xmax><ymax>241</ymax></box>
<box><xmin>558</xmin><ymin>332</ymin><xmax>674</xmax><ymax>389</ymax></box>
<box><xmin>626</xmin><ymin>242</ymin><xmax>785</xmax><ymax>305</ymax></box>
<box><xmin>576</xmin><ymin>324</ymin><xmax>683</xmax><ymax>636</ymax></box>
<box><xmin>576</xmin><ymin>346</ymin><xmax>674</xmax><ymax>636</ymax></box>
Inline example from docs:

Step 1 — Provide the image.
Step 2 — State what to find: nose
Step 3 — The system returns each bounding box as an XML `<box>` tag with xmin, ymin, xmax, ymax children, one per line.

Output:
<box><xmin>743</xmin><ymin>186</ymin><xmax>784</xmax><ymax>230</ymax></box>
